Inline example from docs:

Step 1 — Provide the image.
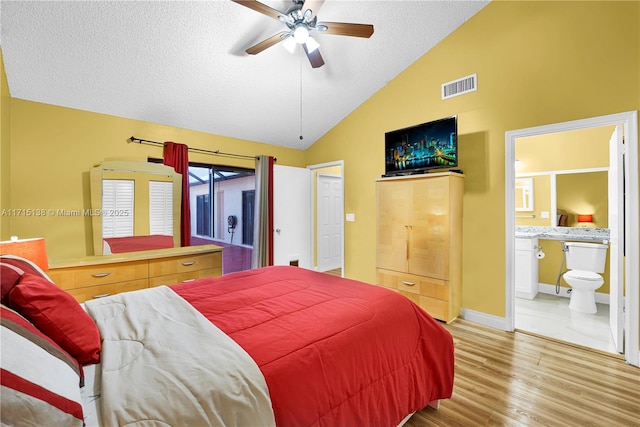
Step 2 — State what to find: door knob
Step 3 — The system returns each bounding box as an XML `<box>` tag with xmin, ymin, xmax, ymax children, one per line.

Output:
<box><xmin>275</xmin><ymin>228</ymin><xmax>281</xmax><ymax>234</ymax></box>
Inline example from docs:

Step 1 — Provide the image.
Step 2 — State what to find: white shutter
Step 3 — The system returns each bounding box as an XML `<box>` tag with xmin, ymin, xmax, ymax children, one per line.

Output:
<box><xmin>149</xmin><ymin>181</ymin><xmax>173</xmax><ymax>235</ymax></box>
<box><xmin>102</xmin><ymin>180</ymin><xmax>134</xmax><ymax>238</ymax></box>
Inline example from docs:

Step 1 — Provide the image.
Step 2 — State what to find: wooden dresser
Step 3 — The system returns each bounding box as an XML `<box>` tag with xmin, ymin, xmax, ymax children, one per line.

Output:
<box><xmin>47</xmin><ymin>244</ymin><xmax>223</xmax><ymax>303</ymax></box>
<box><xmin>376</xmin><ymin>172</ymin><xmax>464</xmax><ymax>323</ymax></box>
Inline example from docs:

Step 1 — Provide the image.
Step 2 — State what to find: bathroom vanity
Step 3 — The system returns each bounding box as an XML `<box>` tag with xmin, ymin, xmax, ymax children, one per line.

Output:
<box><xmin>514</xmin><ymin>226</ymin><xmax>610</xmax><ymax>300</ymax></box>
<box><xmin>515</xmin><ymin>237</ymin><xmax>539</xmax><ymax>299</ymax></box>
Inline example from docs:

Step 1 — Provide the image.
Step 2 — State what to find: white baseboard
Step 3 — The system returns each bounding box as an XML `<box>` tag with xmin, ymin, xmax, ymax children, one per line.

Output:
<box><xmin>538</xmin><ymin>282</ymin><xmax>610</xmax><ymax>305</ymax></box>
<box><xmin>458</xmin><ymin>283</ymin><xmax>610</xmax><ymax>331</ymax></box>
<box><xmin>459</xmin><ymin>308</ymin><xmax>508</xmax><ymax>330</ymax></box>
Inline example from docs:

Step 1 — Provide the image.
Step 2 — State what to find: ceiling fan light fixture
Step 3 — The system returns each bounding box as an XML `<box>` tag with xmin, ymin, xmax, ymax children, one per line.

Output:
<box><xmin>293</xmin><ymin>25</ymin><xmax>310</xmax><ymax>43</ymax></box>
<box><xmin>282</xmin><ymin>35</ymin><xmax>297</xmax><ymax>53</ymax></box>
<box><xmin>303</xmin><ymin>9</ymin><xmax>313</xmax><ymax>20</ymax></box>
<box><xmin>232</xmin><ymin>0</ymin><xmax>374</xmax><ymax>69</ymax></box>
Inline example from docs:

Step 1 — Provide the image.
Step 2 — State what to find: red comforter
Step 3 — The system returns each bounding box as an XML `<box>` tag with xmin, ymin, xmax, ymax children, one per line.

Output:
<box><xmin>172</xmin><ymin>266</ymin><xmax>454</xmax><ymax>427</ymax></box>
<box><xmin>103</xmin><ymin>235</ymin><xmax>174</xmax><ymax>253</ymax></box>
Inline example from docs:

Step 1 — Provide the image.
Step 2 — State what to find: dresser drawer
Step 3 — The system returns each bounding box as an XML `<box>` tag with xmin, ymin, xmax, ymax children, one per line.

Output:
<box><xmin>392</xmin><ymin>289</ymin><xmax>451</xmax><ymax>322</ymax></box>
<box><xmin>149</xmin><ymin>268</ymin><xmax>222</xmax><ymax>287</ymax></box>
<box><xmin>64</xmin><ymin>279</ymin><xmax>149</xmax><ymax>303</ymax></box>
<box><xmin>148</xmin><ymin>252</ymin><xmax>221</xmax><ymax>277</ymax></box>
<box><xmin>418</xmin><ymin>295</ymin><xmax>450</xmax><ymax>323</ymax></box>
<box><xmin>48</xmin><ymin>260</ymin><xmax>148</xmax><ymax>290</ymax></box>
<box><xmin>376</xmin><ymin>269</ymin><xmax>449</xmax><ymax>300</ymax></box>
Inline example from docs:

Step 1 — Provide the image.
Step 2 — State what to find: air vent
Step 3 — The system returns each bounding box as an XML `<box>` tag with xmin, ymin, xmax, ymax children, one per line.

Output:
<box><xmin>442</xmin><ymin>74</ymin><xmax>477</xmax><ymax>100</ymax></box>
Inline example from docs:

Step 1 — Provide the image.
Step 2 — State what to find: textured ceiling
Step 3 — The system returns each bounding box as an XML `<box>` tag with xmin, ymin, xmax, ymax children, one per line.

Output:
<box><xmin>1</xmin><ymin>0</ymin><xmax>488</xmax><ymax>150</ymax></box>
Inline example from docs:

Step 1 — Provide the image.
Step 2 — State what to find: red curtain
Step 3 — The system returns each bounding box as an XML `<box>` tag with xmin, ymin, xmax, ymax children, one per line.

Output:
<box><xmin>163</xmin><ymin>142</ymin><xmax>191</xmax><ymax>247</ymax></box>
<box><xmin>267</xmin><ymin>156</ymin><xmax>274</xmax><ymax>266</ymax></box>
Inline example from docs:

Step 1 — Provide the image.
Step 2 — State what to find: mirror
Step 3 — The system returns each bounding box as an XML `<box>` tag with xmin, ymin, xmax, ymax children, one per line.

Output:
<box><xmin>90</xmin><ymin>160</ymin><xmax>182</xmax><ymax>255</ymax></box>
<box><xmin>515</xmin><ymin>178</ymin><xmax>534</xmax><ymax>211</ymax></box>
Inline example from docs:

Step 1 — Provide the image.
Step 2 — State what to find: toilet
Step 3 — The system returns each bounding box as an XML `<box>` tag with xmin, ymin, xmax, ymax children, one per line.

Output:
<box><xmin>562</xmin><ymin>242</ymin><xmax>608</xmax><ymax>314</ymax></box>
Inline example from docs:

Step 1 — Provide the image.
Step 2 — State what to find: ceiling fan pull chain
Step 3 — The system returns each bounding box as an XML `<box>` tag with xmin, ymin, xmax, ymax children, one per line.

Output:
<box><xmin>299</xmin><ymin>58</ymin><xmax>304</xmax><ymax>141</ymax></box>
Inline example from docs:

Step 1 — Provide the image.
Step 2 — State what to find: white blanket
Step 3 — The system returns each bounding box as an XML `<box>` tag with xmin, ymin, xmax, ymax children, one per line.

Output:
<box><xmin>85</xmin><ymin>286</ymin><xmax>275</xmax><ymax>427</ymax></box>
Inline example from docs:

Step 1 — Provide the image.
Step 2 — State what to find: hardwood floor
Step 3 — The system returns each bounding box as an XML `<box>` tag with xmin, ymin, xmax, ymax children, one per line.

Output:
<box><xmin>406</xmin><ymin>319</ymin><xmax>640</xmax><ymax>427</ymax></box>
<box><xmin>323</xmin><ymin>268</ymin><xmax>342</xmax><ymax>277</ymax></box>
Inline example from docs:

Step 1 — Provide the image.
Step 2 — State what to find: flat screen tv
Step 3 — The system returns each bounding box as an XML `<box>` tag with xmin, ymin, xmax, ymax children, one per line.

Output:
<box><xmin>384</xmin><ymin>116</ymin><xmax>458</xmax><ymax>177</ymax></box>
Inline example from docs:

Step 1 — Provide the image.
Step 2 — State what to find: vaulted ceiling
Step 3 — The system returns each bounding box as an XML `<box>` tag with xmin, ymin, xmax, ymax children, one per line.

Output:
<box><xmin>1</xmin><ymin>1</ymin><xmax>488</xmax><ymax>149</ymax></box>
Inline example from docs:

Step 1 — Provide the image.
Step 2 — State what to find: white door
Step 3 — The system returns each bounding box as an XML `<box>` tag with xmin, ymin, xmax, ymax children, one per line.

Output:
<box><xmin>316</xmin><ymin>174</ymin><xmax>343</xmax><ymax>271</ymax></box>
<box><xmin>273</xmin><ymin>165</ymin><xmax>311</xmax><ymax>268</ymax></box>
<box><xmin>608</xmin><ymin>125</ymin><xmax>624</xmax><ymax>353</ymax></box>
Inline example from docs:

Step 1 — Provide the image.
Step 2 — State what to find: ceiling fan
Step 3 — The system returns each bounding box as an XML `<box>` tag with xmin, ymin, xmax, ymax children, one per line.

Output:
<box><xmin>232</xmin><ymin>0</ymin><xmax>374</xmax><ymax>68</ymax></box>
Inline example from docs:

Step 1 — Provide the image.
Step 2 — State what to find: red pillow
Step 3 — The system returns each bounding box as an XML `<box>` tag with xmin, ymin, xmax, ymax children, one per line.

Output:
<box><xmin>1</xmin><ymin>255</ymin><xmax>49</xmax><ymax>277</ymax></box>
<box><xmin>1</xmin><ymin>262</ymin><xmax>23</xmax><ymax>305</ymax></box>
<box><xmin>8</xmin><ymin>273</ymin><xmax>101</xmax><ymax>365</ymax></box>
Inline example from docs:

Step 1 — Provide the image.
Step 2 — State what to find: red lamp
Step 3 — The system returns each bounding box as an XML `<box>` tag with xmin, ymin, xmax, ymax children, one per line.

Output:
<box><xmin>577</xmin><ymin>214</ymin><xmax>593</xmax><ymax>223</ymax></box>
<box><xmin>0</xmin><ymin>237</ymin><xmax>49</xmax><ymax>271</ymax></box>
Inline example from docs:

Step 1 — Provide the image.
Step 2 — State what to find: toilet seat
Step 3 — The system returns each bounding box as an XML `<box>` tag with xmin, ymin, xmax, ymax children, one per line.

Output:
<box><xmin>564</xmin><ymin>270</ymin><xmax>602</xmax><ymax>281</ymax></box>
<box><xmin>563</xmin><ymin>270</ymin><xmax>604</xmax><ymax>314</ymax></box>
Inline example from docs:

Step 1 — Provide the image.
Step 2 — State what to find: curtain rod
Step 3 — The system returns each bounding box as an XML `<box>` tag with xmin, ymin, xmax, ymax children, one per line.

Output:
<box><xmin>128</xmin><ymin>136</ymin><xmax>276</xmax><ymax>162</ymax></box>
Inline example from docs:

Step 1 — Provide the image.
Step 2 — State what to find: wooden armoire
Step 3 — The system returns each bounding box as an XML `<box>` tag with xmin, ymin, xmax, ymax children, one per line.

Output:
<box><xmin>375</xmin><ymin>172</ymin><xmax>464</xmax><ymax>322</ymax></box>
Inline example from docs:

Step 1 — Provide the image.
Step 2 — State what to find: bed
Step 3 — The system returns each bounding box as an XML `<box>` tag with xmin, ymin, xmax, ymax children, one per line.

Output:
<box><xmin>102</xmin><ymin>234</ymin><xmax>174</xmax><ymax>254</ymax></box>
<box><xmin>1</xmin><ymin>257</ymin><xmax>454</xmax><ymax>427</ymax></box>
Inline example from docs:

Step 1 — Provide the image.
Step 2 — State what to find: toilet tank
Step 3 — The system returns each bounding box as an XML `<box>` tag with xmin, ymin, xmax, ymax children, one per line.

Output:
<box><xmin>564</xmin><ymin>242</ymin><xmax>608</xmax><ymax>273</ymax></box>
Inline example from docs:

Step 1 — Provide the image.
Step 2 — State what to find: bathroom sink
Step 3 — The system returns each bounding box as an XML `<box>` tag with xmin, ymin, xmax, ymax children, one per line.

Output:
<box><xmin>515</xmin><ymin>226</ymin><xmax>609</xmax><ymax>243</ymax></box>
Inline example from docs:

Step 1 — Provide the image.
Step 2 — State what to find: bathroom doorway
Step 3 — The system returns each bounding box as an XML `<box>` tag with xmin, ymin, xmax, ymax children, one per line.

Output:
<box><xmin>505</xmin><ymin>111</ymin><xmax>639</xmax><ymax>367</ymax></box>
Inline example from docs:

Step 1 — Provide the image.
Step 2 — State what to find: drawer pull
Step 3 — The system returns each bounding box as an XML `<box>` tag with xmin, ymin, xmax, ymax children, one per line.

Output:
<box><xmin>92</xmin><ymin>272</ymin><xmax>111</xmax><ymax>278</ymax></box>
<box><xmin>401</xmin><ymin>281</ymin><xmax>416</xmax><ymax>286</ymax></box>
<box><xmin>92</xmin><ymin>293</ymin><xmax>111</xmax><ymax>299</ymax></box>
<box><xmin>181</xmin><ymin>261</ymin><xmax>196</xmax><ymax>266</ymax></box>
<box><xmin>181</xmin><ymin>279</ymin><xmax>196</xmax><ymax>283</ymax></box>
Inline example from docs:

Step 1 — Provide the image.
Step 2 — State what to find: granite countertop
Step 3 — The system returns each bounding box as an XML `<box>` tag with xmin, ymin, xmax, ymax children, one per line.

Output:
<box><xmin>515</xmin><ymin>226</ymin><xmax>610</xmax><ymax>243</ymax></box>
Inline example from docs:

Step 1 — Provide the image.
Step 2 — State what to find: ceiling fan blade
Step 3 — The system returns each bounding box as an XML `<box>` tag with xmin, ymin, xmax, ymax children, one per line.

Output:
<box><xmin>318</xmin><ymin>22</ymin><xmax>374</xmax><ymax>38</ymax></box>
<box><xmin>246</xmin><ymin>32</ymin><xmax>289</xmax><ymax>55</ymax></box>
<box><xmin>303</xmin><ymin>43</ymin><xmax>325</xmax><ymax>68</ymax></box>
<box><xmin>231</xmin><ymin>0</ymin><xmax>284</xmax><ymax>21</ymax></box>
<box><xmin>301</xmin><ymin>0</ymin><xmax>325</xmax><ymax>20</ymax></box>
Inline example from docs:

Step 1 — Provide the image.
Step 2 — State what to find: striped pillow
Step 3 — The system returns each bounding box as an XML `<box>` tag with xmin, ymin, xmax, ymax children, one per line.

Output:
<box><xmin>1</xmin><ymin>255</ymin><xmax>52</xmax><ymax>305</ymax></box>
<box><xmin>0</xmin><ymin>305</ymin><xmax>84</xmax><ymax>426</ymax></box>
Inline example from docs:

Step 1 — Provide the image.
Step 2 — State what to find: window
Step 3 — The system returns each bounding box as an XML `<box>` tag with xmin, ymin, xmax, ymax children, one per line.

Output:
<box><xmin>149</xmin><ymin>180</ymin><xmax>173</xmax><ymax>235</ymax></box>
<box><xmin>102</xmin><ymin>179</ymin><xmax>134</xmax><ymax>238</ymax></box>
<box><xmin>149</xmin><ymin>158</ymin><xmax>255</xmax><ymax>273</ymax></box>
<box><xmin>196</xmin><ymin>194</ymin><xmax>211</xmax><ymax>237</ymax></box>
<box><xmin>187</xmin><ymin>163</ymin><xmax>255</xmax><ymax>246</ymax></box>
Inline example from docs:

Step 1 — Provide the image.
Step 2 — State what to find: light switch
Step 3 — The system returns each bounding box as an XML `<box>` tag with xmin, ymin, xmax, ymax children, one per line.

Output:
<box><xmin>540</xmin><ymin>211</ymin><xmax>550</xmax><ymax>219</ymax></box>
<box><xmin>346</xmin><ymin>213</ymin><xmax>355</xmax><ymax>222</ymax></box>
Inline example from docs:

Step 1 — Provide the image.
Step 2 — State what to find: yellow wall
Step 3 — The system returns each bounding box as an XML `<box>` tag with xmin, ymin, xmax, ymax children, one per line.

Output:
<box><xmin>8</xmin><ymin>100</ymin><xmax>306</xmax><ymax>260</ymax></box>
<box><xmin>516</xmin><ymin>126</ymin><xmax>612</xmax><ymax>174</ymax></box>
<box><xmin>305</xmin><ymin>1</ymin><xmax>639</xmax><ymax>316</ymax></box>
<box><xmin>557</xmin><ymin>172</ymin><xmax>608</xmax><ymax>228</ymax></box>
<box><xmin>1</xmin><ymin>49</ymin><xmax>11</xmax><ymax>240</ymax></box>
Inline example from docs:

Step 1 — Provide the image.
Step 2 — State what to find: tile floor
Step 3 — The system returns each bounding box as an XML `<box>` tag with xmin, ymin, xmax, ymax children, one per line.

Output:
<box><xmin>515</xmin><ymin>293</ymin><xmax>618</xmax><ymax>354</ymax></box>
